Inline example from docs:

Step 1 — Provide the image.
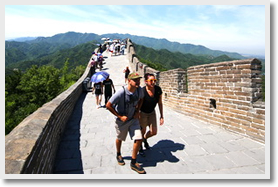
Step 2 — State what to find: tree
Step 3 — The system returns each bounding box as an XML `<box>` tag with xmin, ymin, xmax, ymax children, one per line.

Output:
<box><xmin>60</xmin><ymin>58</ymin><xmax>70</xmax><ymax>89</ymax></box>
<box><xmin>71</xmin><ymin>65</ymin><xmax>86</xmax><ymax>79</ymax></box>
<box><xmin>17</xmin><ymin>65</ymin><xmax>61</xmax><ymax>106</ymax></box>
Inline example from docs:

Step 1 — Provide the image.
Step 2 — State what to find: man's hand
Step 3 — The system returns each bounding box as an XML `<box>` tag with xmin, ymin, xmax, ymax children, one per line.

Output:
<box><xmin>119</xmin><ymin>116</ymin><xmax>128</xmax><ymax>122</ymax></box>
<box><xmin>160</xmin><ymin>117</ymin><xmax>164</xmax><ymax>126</ymax></box>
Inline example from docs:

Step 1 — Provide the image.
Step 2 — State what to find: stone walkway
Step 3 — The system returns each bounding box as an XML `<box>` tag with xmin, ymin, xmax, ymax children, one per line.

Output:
<box><xmin>53</xmin><ymin>50</ymin><xmax>265</xmax><ymax>177</ymax></box>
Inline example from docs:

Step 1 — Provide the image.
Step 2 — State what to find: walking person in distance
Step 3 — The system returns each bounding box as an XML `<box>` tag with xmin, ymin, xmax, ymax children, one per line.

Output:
<box><xmin>103</xmin><ymin>76</ymin><xmax>116</xmax><ymax>106</ymax></box>
<box><xmin>92</xmin><ymin>81</ymin><xmax>103</xmax><ymax>109</ymax></box>
<box><xmin>123</xmin><ymin>66</ymin><xmax>130</xmax><ymax>84</ymax></box>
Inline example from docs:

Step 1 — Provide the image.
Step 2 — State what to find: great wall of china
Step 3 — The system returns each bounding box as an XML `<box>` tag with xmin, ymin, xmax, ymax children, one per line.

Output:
<box><xmin>5</xmin><ymin>39</ymin><xmax>265</xmax><ymax>174</ymax></box>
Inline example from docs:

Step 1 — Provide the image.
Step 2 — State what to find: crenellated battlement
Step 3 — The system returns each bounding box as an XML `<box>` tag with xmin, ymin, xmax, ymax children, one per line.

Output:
<box><xmin>5</xmin><ymin>38</ymin><xmax>265</xmax><ymax>175</ymax></box>
<box><xmin>126</xmin><ymin>39</ymin><xmax>265</xmax><ymax>143</ymax></box>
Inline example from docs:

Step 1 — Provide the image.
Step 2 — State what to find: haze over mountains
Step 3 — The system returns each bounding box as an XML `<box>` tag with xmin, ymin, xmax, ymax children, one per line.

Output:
<box><xmin>8</xmin><ymin>31</ymin><xmax>263</xmax><ymax>58</ymax></box>
<box><xmin>5</xmin><ymin>31</ymin><xmax>265</xmax><ymax>73</ymax></box>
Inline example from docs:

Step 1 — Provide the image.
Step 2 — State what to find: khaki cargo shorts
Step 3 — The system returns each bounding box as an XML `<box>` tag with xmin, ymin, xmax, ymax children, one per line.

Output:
<box><xmin>139</xmin><ymin>110</ymin><xmax>157</xmax><ymax>129</ymax></box>
<box><xmin>115</xmin><ymin>118</ymin><xmax>142</xmax><ymax>141</ymax></box>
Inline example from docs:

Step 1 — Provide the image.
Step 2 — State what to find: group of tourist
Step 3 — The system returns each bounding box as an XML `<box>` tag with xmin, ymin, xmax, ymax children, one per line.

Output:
<box><xmin>104</xmin><ymin>38</ymin><xmax>126</xmax><ymax>56</ymax></box>
<box><xmin>91</xmin><ymin>52</ymin><xmax>105</xmax><ymax>71</ymax></box>
<box><xmin>91</xmin><ymin>75</ymin><xmax>116</xmax><ymax>109</ymax></box>
<box><xmin>90</xmin><ymin>39</ymin><xmax>164</xmax><ymax>174</ymax></box>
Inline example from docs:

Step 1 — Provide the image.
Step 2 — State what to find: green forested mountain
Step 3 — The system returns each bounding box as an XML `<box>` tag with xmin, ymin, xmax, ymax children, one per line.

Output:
<box><xmin>29</xmin><ymin>32</ymin><xmax>100</xmax><ymax>46</ymax></box>
<box><xmin>5</xmin><ymin>39</ymin><xmax>96</xmax><ymax>134</ymax></box>
<box><xmin>5</xmin><ymin>31</ymin><xmax>247</xmax><ymax>72</ymax></box>
<box><xmin>5</xmin><ymin>41</ymin><xmax>96</xmax><ymax>72</ymax></box>
<box><xmin>5</xmin><ymin>31</ymin><xmax>265</xmax><ymax>134</ymax></box>
<box><xmin>6</xmin><ymin>31</ymin><xmax>265</xmax><ymax>73</ymax></box>
<box><xmin>5</xmin><ymin>41</ymin><xmax>72</xmax><ymax>66</ymax></box>
<box><xmin>102</xmin><ymin>33</ymin><xmax>246</xmax><ymax>59</ymax></box>
<box><xmin>5</xmin><ymin>37</ymin><xmax>237</xmax><ymax>73</ymax></box>
<box><xmin>8</xmin><ymin>31</ymin><xmax>248</xmax><ymax>60</ymax></box>
<box><xmin>133</xmin><ymin>43</ymin><xmax>237</xmax><ymax>71</ymax></box>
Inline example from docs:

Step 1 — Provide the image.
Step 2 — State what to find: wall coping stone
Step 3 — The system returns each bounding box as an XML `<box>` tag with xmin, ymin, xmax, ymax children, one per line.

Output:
<box><xmin>5</xmin><ymin>59</ymin><xmax>93</xmax><ymax>174</ymax></box>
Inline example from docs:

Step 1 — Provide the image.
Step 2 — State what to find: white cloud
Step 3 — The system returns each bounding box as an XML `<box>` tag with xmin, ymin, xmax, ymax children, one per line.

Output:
<box><xmin>5</xmin><ymin>5</ymin><xmax>266</xmax><ymax>55</ymax></box>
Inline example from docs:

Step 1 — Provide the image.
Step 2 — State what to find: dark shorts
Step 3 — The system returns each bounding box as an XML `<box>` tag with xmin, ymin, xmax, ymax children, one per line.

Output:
<box><xmin>95</xmin><ymin>89</ymin><xmax>102</xmax><ymax>96</ymax></box>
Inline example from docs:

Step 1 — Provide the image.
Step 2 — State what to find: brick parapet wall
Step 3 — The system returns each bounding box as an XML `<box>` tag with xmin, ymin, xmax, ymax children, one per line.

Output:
<box><xmin>126</xmin><ymin>39</ymin><xmax>265</xmax><ymax>143</ymax></box>
<box><xmin>187</xmin><ymin>59</ymin><xmax>262</xmax><ymax>103</ymax></box>
<box><xmin>5</xmin><ymin>60</ymin><xmax>94</xmax><ymax>174</ymax></box>
<box><xmin>159</xmin><ymin>68</ymin><xmax>187</xmax><ymax>95</ymax></box>
<box><xmin>127</xmin><ymin>39</ymin><xmax>159</xmax><ymax>85</ymax></box>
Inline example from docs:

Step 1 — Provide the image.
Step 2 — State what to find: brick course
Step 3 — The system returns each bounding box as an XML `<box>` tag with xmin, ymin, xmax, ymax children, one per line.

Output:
<box><xmin>5</xmin><ymin>39</ymin><xmax>265</xmax><ymax>174</ymax></box>
<box><xmin>126</xmin><ymin>39</ymin><xmax>265</xmax><ymax>143</ymax></box>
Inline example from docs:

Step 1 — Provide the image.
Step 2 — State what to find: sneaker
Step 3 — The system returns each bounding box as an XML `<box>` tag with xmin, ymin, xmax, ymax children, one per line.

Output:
<box><xmin>116</xmin><ymin>155</ymin><xmax>125</xmax><ymax>166</ymax></box>
<box><xmin>130</xmin><ymin>163</ymin><xmax>146</xmax><ymax>174</ymax></box>
<box><xmin>139</xmin><ymin>146</ymin><xmax>145</xmax><ymax>157</ymax></box>
<box><xmin>144</xmin><ymin>139</ymin><xmax>150</xmax><ymax>150</ymax></box>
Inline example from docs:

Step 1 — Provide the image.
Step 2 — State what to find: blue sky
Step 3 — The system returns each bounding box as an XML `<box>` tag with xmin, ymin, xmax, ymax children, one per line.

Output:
<box><xmin>5</xmin><ymin>4</ymin><xmax>266</xmax><ymax>55</ymax></box>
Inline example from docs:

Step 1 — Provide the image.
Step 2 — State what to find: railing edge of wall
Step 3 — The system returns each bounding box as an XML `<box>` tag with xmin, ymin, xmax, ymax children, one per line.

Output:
<box><xmin>5</xmin><ymin>61</ymin><xmax>93</xmax><ymax>174</ymax></box>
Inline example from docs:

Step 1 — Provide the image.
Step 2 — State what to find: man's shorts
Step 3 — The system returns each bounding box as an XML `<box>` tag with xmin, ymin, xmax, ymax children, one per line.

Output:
<box><xmin>115</xmin><ymin>118</ymin><xmax>142</xmax><ymax>141</ymax></box>
<box><xmin>139</xmin><ymin>110</ymin><xmax>157</xmax><ymax>129</ymax></box>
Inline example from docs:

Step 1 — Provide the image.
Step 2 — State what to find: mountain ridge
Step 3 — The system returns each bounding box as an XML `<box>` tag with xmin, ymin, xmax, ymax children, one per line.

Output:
<box><xmin>103</xmin><ymin>33</ymin><xmax>246</xmax><ymax>59</ymax></box>
<box><xmin>6</xmin><ymin>31</ymin><xmax>265</xmax><ymax>73</ymax></box>
<box><xmin>8</xmin><ymin>31</ymin><xmax>247</xmax><ymax>59</ymax></box>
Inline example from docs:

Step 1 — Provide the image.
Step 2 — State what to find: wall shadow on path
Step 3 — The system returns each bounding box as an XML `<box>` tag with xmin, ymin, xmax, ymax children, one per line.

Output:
<box><xmin>135</xmin><ymin>139</ymin><xmax>185</xmax><ymax>167</ymax></box>
<box><xmin>53</xmin><ymin>93</ymin><xmax>87</xmax><ymax>174</ymax></box>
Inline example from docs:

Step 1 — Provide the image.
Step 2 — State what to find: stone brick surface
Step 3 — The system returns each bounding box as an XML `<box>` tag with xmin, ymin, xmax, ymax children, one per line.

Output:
<box><xmin>126</xmin><ymin>38</ymin><xmax>265</xmax><ymax>143</ymax></box>
<box><xmin>52</xmin><ymin>50</ymin><xmax>266</xmax><ymax>176</ymax></box>
<box><xmin>5</xmin><ymin>39</ymin><xmax>266</xmax><ymax>177</ymax></box>
<box><xmin>5</xmin><ymin>58</ymin><xmax>94</xmax><ymax>174</ymax></box>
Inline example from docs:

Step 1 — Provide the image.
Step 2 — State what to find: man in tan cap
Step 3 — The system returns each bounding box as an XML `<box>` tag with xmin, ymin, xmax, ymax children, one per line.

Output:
<box><xmin>106</xmin><ymin>72</ymin><xmax>146</xmax><ymax>174</ymax></box>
